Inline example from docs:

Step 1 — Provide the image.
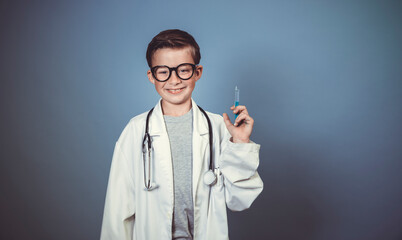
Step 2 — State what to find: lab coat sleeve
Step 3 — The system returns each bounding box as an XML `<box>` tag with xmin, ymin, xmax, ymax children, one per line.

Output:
<box><xmin>100</xmin><ymin>142</ymin><xmax>135</xmax><ymax>240</ymax></box>
<box><xmin>219</xmin><ymin>138</ymin><xmax>263</xmax><ymax>212</ymax></box>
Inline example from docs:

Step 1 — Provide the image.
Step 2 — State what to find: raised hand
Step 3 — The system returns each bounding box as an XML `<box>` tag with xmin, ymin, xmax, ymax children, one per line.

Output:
<box><xmin>222</xmin><ymin>105</ymin><xmax>254</xmax><ymax>143</ymax></box>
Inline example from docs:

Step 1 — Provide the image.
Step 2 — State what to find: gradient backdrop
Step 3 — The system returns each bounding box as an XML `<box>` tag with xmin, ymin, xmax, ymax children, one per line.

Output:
<box><xmin>1</xmin><ymin>0</ymin><xmax>401</xmax><ymax>239</ymax></box>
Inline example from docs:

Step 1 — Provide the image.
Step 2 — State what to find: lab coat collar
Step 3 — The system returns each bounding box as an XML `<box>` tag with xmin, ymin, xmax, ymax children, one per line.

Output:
<box><xmin>148</xmin><ymin>98</ymin><xmax>209</xmax><ymax>137</ymax></box>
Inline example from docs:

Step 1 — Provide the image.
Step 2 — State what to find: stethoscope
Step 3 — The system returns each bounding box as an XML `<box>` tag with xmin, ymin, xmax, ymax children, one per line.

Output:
<box><xmin>142</xmin><ymin>106</ymin><xmax>217</xmax><ymax>191</ymax></box>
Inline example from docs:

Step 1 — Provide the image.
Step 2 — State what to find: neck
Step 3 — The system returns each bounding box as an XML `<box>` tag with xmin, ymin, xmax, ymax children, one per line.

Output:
<box><xmin>161</xmin><ymin>100</ymin><xmax>192</xmax><ymax>117</ymax></box>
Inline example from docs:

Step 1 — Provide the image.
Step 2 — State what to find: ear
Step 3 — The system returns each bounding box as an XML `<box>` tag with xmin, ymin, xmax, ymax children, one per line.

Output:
<box><xmin>194</xmin><ymin>65</ymin><xmax>203</xmax><ymax>82</ymax></box>
<box><xmin>147</xmin><ymin>69</ymin><xmax>155</xmax><ymax>84</ymax></box>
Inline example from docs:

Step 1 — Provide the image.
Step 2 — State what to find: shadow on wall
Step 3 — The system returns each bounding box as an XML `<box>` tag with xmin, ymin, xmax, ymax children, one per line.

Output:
<box><xmin>228</xmin><ymin>140</ymin><xmax>331</xmax><ymax>240</ymax></box>
<box><xmin>225</xmin><ymin>48</ymin><xmax>334</xmax><ymax>240</ymax></box>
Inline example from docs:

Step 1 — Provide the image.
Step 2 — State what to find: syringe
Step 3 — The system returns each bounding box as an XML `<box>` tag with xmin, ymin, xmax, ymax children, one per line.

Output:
<box><xmin>234</xmin><ymin>86</ymin><xmax>240</xmax><ymax>119</ymax></box>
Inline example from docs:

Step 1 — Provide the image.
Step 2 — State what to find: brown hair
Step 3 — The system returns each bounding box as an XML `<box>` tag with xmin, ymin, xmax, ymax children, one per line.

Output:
<box><xmin>146</xmin><ymin>29</ymin><xmax>201</xmax><ymax>68</ymax></box>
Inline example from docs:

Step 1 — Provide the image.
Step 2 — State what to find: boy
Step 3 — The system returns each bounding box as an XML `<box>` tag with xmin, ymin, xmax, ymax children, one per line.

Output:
<box><xmin>101</xmin><ymin>29</ymin><xmax>263</xmax><ymax>240</ymax></box>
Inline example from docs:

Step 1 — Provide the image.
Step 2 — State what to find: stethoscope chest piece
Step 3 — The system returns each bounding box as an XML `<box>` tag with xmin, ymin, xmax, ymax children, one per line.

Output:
<box><xmin>203</xmin><ymin>170</ymin><xmax>217</xmax><ymax>186</ymax></box>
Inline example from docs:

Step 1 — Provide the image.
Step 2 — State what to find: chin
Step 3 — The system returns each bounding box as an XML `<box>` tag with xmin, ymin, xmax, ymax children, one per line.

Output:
<box><xmin>167</xmin><ymin>98</ymin><xmax>190</xmax><ymax>105</ymax></box>
<box><xmin>161</xmin><ymin>94</ymin><xmax>191</xmax><ymax>105</ymax></box>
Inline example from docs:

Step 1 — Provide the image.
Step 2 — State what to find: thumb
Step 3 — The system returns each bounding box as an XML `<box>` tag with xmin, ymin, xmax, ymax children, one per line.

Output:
<box><xmin>222</xmin><ymin>113</ymin><xmax>234</xmax><ymax>131</ymax></box>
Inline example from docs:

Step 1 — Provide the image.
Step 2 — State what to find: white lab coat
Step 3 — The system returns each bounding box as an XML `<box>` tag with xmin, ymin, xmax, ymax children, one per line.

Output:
<box><xmin>101</xmin><ymin>99</ymin><xmax>263</xmax><ymax>240</ymax></box>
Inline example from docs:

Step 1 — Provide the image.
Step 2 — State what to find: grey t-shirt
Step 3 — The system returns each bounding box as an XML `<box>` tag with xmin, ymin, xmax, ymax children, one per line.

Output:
<box><xmin>164</xmin><ymin>109</ymin><xmax>194</xmax><ymax>240</ymax></box>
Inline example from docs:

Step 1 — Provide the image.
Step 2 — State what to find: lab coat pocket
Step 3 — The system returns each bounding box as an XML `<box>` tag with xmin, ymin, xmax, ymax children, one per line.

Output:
<box><xmin>206</xmin><ymin>172</ymin><xmax>229</xmax><ymax>240</ymax></box>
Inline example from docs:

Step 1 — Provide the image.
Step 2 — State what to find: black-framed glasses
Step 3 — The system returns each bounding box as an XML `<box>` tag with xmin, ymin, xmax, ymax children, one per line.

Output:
<box><xmin>151</xmin><ymin>63</ymin><xmax>197</xmax><ymax>82</ymax></box>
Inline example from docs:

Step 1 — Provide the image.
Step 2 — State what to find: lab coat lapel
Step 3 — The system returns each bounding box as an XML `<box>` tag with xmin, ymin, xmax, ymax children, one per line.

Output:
<box><xmin>148</xmin><ymin>100</ymin><xmax>165</xmax><ymax>136</ymax></box>
<box><xmin>192</xmin><ymin>99</ymin><xmax>209</xmax><ymax>203</ymax></box>
<box><xmin>148</xmin><ymin>100</ymin><xmax>174</xmax><ymax>194</ymax></box>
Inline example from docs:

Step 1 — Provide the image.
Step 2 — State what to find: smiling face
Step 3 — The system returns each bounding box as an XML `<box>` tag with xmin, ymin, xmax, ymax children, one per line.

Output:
<box><xmin>147</xmin><ymin>47</ymin><xmax>203</xmax><ymax>115</ymax></box>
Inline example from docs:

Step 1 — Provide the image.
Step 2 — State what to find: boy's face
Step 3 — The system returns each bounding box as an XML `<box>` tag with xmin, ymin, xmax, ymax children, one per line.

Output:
<box><xmin>147</xmin><ymin>47</ymin><xmax>203</xmax><ymax>111</ymax></box>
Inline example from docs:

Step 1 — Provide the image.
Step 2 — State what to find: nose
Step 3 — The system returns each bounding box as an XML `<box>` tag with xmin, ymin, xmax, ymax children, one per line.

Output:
<box><xmin>168</xmin><ymin>69</ymin><xmax>181</xmax><ymax>84</ymax></box>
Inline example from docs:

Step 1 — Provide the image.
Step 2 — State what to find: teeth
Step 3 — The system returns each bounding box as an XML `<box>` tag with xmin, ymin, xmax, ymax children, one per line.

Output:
<box><xmin>168</xmin><ymin>88</ymin><xmax>183</xmax><ymax>93</ymax></box>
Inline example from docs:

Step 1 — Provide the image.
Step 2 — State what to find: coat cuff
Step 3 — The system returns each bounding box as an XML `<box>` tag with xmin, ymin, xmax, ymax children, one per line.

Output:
<box><xmin>219</xmin><ymin>140</ymin><xmax>260</xmax><ymax>183</ymax></box>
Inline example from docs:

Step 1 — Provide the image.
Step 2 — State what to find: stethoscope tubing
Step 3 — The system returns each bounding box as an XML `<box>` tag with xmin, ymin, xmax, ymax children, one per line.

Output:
<box><xmin>141</xmin><ymin>106</ymin><xmax>214</xmax><ymax>190</ymax></box>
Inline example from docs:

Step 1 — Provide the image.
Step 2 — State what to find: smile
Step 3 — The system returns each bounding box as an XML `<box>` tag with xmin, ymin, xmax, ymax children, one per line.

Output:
<box><xmin>166</xmin><ymin>87</ymin><xmax>185</xmax><ymax>94</ymax></box>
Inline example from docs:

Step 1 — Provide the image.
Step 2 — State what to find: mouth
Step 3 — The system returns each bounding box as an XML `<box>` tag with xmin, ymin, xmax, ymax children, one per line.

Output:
<box><xmin>166</xmin><ymin>87</ymin><xmax>185</xmax><ymax>94</ymax></box>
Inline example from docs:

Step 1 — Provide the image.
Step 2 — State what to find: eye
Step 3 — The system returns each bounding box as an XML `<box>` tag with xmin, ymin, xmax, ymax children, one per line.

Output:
<box><xmin>155</xmin><ymin>67</ymin><xmax>169</xmax><ymax>75</ymax></box>
<box><xmin>178</xmin><ymin>65</ymin><xmax>193</xmax><ymax>73</ymax></box>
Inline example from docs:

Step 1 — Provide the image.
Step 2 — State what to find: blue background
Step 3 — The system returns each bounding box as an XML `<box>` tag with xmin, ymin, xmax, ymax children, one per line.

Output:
<box><xmin>1</xmin><ymin>0</ymin><xmax>401</xmax><ymax>239</ymax></box>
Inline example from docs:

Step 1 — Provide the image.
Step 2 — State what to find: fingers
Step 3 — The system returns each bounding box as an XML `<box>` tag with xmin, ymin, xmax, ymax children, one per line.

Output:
<box><xmin>231</xmin><ymin>105</ymin><xmax>249</xmax><ymax>116</ymax></box>
<box><xmin>234</xmin><ymin>111</ymin><xmax>254</xmax><ymax>127</ymax></box>
<box><xmin>231</xmin><ymin>105</ymin><xmax>250</xmax><ymax>126</ymax></box>
<box><xmin>227</xmin><ymin>105</ymin><xmax>254</xmax><ymax>127</ymax></box>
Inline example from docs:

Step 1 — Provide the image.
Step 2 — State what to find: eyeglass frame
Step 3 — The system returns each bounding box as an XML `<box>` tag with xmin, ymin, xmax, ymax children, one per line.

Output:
<box><xmin>150</xmin><ymin>63</ymin><xmax>198</xmax><ymax>82</ymax></box>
